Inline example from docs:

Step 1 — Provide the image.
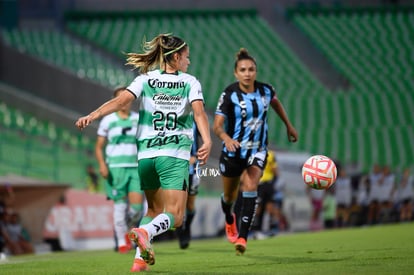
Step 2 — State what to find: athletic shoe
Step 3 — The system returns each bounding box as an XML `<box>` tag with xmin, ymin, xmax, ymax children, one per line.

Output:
<box><xmin>225</xmin><ymin>213</ymin><xmax>238</xmax><ymax>243</ymax></box>
<box><xmin>125</xmin><ymin>233</ymin><xmax>133</xmax><ymax>248</ymax></box>
<box><xmin>235</xmin><ymin>237</ymin><xmax>246</xmax><ymax>256</ymax></box>
<box><xmin>130</xmin><ymin>258</ymin><xmax>149</xmax><ymax>272</ymax></box>
<box><xmin>129</xmin><ymin>228</ymin><xmax>155</xmax><ymax>265</ymax></box>
<box><xmin>176</xmin><ymin>226</ymin><xmax>190</xmax><ymax>249</ymax></box>
<box><xmin>118</xmin><ymin>244</ymin><xmax>131</xmax><ymax>254</ymax></box>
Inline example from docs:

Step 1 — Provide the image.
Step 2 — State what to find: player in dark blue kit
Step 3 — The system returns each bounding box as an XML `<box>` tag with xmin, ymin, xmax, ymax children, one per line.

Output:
<box><xmin>176</xmin><ymin>123</ymin><xmax>200</xmax><ymax>249</ymax></box>
<box><xmin>213</xmin><ymin>48</ymin><xmax>298</xmax><ymax>255</ymax></box>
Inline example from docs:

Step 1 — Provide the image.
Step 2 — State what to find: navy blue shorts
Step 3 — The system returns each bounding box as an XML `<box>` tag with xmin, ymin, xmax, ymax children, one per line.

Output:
<box><xmin>219</xmin><ymin>151</ymin><xmax>266</xmax><ymax>177</ymax></box>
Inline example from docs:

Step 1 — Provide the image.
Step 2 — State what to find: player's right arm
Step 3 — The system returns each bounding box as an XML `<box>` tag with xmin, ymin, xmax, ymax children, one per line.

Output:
<box><xmin>75</xmin><ymin>90</ymin><xmax>135</xmax><ymax>130</ymax></box>
<box><xmin>213</xmin><ymin>114</ymin><xmax>240</xmax><ymax>152</ymax></box>
<box><xmin>213</xmin><ymin>90</ymin><xmax>240</xmax><ymax>152</ymax></box>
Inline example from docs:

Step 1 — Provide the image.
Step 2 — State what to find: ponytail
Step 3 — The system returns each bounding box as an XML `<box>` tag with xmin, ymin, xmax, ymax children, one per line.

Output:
<box><xmin>126</xmin><ymin>33</ymin><xmax>187</xmax><ymax>73</ymax></box>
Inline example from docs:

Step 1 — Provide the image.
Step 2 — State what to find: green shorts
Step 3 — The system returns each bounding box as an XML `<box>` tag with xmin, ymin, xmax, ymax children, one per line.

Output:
<box><xmin>138</xmin><ymin>157</ymin><xmax>189</xmax><ymax>191</ymax></box>
<box><xmin>106</xmin><ymin>166</ymin><xmax>142</xmax><ymax>201</ymax></box>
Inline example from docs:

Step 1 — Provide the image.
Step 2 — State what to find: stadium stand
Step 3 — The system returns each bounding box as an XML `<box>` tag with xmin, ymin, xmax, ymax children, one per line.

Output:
<box><xmin>289</xmin><ymin>7</ymin><xmax>414</xmax><ymax>170</ymax></box>
<box><xmin>1</xmin><ymin>4</ymin><xmax>413</xmax><ymax>182</ymax></box>
<box><xmin>1</xmin><ymin>28</ymin><xmax>135</xmax><ymax>88</ymax></box>
<box><xmin>63</xmin><ymin>10</ymin><xmax>328</xmax><ymax>107</ymax></box>
<box><xmin>62</xmin><ymin>8</ymin><xmax>414</xmax><ymax>171</ymax></box>
<box><xmin>0</xmin><ymin>100</ymin><xmax>96</xmax><ymax>188</ymax></box>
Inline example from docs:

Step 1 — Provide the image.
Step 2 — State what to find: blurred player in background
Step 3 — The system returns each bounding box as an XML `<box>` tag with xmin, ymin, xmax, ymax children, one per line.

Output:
<box><xmin>85</xmin><ymin>164</ymin><xmax>100</xmax><ymax>193</ymax></box>
<box><xmin>76</xmin><ymin>33</ymin><xmax>211</xmax><ymax>272</ymax></box>
<box><xmin>3</xmin><ymin>211</ymin><xmax>34</xmax><ymax>255</ymax></box>
<box><xmin>367</xmin><ymin>164</ymin><xmax>383</xmax><ymax>224</ymax></box>
<box><xmin>323</xmin><ymin>187</ymin><xmax>336</xmax><ymax>229</ymax></box>
<box><xmin>95</xmin><ymin>87</ymin><xmax>145</xmax><ymax>254</ymax></box>
<box><xmin>334</xmin><ymin>164</ymin><xmax>352</xmax><ymax>227</ymax></box>
<box><xmin>395</xmin><ymin>167</ymin><xmax>413</xmax><ymax>222</ymax></box>
<box><xmin>176</xmin><ymin>123</ymin><xmax>200</xmax><ymax>249</ymax></box>
<box><xmin>250</xmin><ymin>150</ymin><xmax>284</xmax><ymax>237</ymax></box>
<box><xmin>367</xmin><ymin>165</ymin><xmax>395</xmax><ymax>224</ymax></box>
<box><xmin>213</xmin><ymin>48</ymin><xmax>297</xmax><ymax>255</ymax></box>
<box><xmin>306</xmin><ymin>186</ymin><xmax>324</xmax><ymax>231</ymax></box>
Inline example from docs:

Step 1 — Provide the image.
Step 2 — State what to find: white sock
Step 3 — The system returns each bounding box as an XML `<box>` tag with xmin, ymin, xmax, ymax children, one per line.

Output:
<box><xmin>134</xmin><ymin>247</ymin><xmax>142</xmax><ymax>259</ymax></box>
<box><xmin>114</xmin><ymin>202</ymin><xmax>128</xmax><ymax>247</ymax></box>
<box><xmin>141</xmin><ymin>213</ymin><xmax>172</xmax><ymax>239</ymax></box>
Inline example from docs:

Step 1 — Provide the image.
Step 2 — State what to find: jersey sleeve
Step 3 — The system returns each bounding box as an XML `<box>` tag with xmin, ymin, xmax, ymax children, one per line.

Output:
<box><xmin>126</xmin><ymin>75</ymin><xmax>146</xmax><ymax>98</ymax></box>
<box><xmin>215</xmin><ymin>89</ymin><xmax>231</xmax><ymax>117</ymax></box>
<box><xmin>188</xmin><ymin>77</ymin><xmax>204</xmax><ymax>103</ymax></box>
<box><xmin>268</xmin><ymin>84</ymin><xmax>278</xmax><ymax>101</ymax></box>
<box><xmin>97</xmin><ymin>116</ymin><xmax>110</xmax><ymax>137</ymax></box>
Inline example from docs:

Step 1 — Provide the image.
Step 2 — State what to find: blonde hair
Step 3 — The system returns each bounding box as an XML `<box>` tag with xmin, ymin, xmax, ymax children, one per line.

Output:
<box><xmin>126</xmin><ymin>33</ymin><xmax>187</xmax><ymax>74</ymax></box>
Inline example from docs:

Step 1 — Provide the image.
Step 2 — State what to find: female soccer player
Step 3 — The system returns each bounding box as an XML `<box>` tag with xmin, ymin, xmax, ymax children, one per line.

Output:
<box><xmin>95</xmin><ymin>87</ymin><xmax>145</xmax><ymax>254</ymax></box>
<box><xmin>176</xmin><ymin>122</ymin><xmax>201</xmax><ymax>249</ymax></box>
<box><xmin>75</xmin><ymin>33</ymin><xmax>212</xmax><ymax>272</ymax></box>
<box><xmin>213</xmin><ymin>48</ymin><xmax>297</xmax><ymax>255</ymax></box>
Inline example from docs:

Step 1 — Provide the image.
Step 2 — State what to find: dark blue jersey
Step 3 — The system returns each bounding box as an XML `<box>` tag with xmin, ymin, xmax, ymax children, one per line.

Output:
<box><xmin>189</xmin><ymin>123</ymin><xmax>199</xmax><ymax>175</ymax></box>
<box><xmin>215</xmin><ymin>81</ymin><xmax>277</xmax><ymax>159</ymax></box>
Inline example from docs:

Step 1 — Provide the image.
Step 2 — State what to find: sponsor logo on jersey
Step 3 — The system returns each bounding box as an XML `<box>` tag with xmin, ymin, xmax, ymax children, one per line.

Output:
<box><xmin>148</xmin><ymin>78</ymin><xmax>185</xmax><ymax>89</ymax></box>
<box><xmin>147</xmin><ymin>135</ymin><xmax>179</xmax><ymax>148</ymax></box>
<box><xmin>153</xmin><ymin>93</ymin><xmax>183</xmax><ymax>106</ymax></box>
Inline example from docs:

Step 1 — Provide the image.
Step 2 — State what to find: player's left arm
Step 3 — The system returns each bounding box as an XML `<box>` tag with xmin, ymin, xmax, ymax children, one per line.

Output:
<box><xmin>270</xmin><ymin>97</ymin><xmax>298</xmax><ymax>142</ymax></box>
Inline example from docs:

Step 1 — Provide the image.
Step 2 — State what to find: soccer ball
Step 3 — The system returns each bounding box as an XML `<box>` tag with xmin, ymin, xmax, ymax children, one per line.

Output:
<box><xmin>301</xmin><ymin>155</ymin><xmax>337</xmax><ymax>190</ymax></box>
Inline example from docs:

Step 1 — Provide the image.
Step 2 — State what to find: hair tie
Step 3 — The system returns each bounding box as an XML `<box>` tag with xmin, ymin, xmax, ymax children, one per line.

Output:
<box><xmin>164</xmin><ymin>42</ymin><xmax>186</xmax><ymax>56</ymax></box>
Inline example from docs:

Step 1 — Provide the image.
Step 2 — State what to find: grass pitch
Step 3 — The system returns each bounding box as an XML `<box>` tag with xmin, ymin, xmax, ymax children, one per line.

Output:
<box><xmin>1</xmin><ymin>222</ymin><xmax>414</xmax><ymax>274</ymax></box>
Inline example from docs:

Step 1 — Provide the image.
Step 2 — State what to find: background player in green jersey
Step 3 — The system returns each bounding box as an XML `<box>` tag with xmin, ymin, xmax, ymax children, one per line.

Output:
<box><xmin>95</xmin><ymin>87</ymin><xmax>145</xmax><ymax>254</ymax></box>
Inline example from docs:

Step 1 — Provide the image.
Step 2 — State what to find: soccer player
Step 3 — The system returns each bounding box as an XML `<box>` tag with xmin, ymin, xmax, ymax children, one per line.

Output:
<box><xmin>95</xmin><ymin>87</ymin><xmax>145</xmax><ymax>254</ymax></box>
<box><xmin>75</xmin><ymin>33</ymin><xmax>212</xmax><ymax>272</ymax></box>
<box><xmin>85</xmin><ymin>164</ymin><xmax>100</xmax><ymax>193</ymax></box>
<box><xmin>396</xmin><ymin>167</ymin><xmax>413</xmax><ymax>222</ymax></box>
<box><xmin>334</xmin><ymin>165</ymin><xmax>352</xmax><ymax>227</ymax></box>
<box><xmin>213</xmin><ymin>48</ymin><xmax>298</xmax><ymax>255</ymax></box>
<box><xmin>251</xmin><ymin>150</ymin><xmax>287</xmax><ymax>236</ymax></box>
<box><xmin>176</xmin><ymin>123</ymin><xmax>200</xmax><ymax>249</ymax></box>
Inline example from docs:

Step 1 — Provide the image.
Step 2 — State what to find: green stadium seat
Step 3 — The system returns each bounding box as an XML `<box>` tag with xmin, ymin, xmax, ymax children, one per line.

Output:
<box><xmin>1</xmin><ymin>28</ymin><xmax>135</xmax><ymax>88</ymax></box>
<box><xmin>292</xmin><ymin>9</ymin><xmax>414</xmax><ymax>169</ymax></box>
<box><xmin>4</xmin><ymin>9</ymin><xmax>412</xmax><ymax>172</ymax></box>
<box><xmin>0</xmin><ymin>101</ymin><xmax>97</xmax><ymax>186</ymax></box>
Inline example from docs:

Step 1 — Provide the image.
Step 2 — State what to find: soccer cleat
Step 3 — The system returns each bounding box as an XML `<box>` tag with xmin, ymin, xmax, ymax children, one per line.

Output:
<box><xmin>129</xmin><ymin>228</ymin><xmax>155</xmax><ymax>265</ymax></box>
<box><xmin>125</xmin><ymin>233</ymin><xmax>133</xmax><ymax>248</ymax></box>
<box><xmin>118</xmin><ymin>244</ymin><xmax>131</xmax><ymax>254</ymax></box>
<box><xmin>130</xmin><ymin>258</ymin><xmax>149</xmax><ymax>272</ymax></box>
<box><xmin>225</xmin><ymin>213</ymin><xmax>238</xmax><ymax>243</ymax></box>
<box><xmin>235</xmin><ymin>237</ymin><xmax>246</xmax><ymax>256</ymax></box>
<box><xmin>176</xmin><ymin>226</ymin><xmax>191</xmax><ymax>249</ymax></box>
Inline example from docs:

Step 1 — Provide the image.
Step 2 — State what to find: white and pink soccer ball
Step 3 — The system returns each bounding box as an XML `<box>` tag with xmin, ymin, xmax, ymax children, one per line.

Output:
<box><xmin>302</xmin><ymin>155</ymin><xmax>337</xmax><ymax>190</ymax></box>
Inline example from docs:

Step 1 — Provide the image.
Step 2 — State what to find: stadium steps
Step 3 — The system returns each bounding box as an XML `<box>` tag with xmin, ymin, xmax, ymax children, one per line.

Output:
<box><xmin>1</xmin><ymin>28</ymin><xmax>134</xmax><ymax>88</ymax></box>
<box><xmin>291</xmin><ymin>8</ymin><xmax>414</xmax><ymax>170</ymax></box>
<box><xmin>64</xmin><ymin>10</ymin><xmax>336</xmax><ymax>164</ymax></box>
<box><xmin>0</xmin><ymin>101</ymin><xmax>96</xmax><ymax>187</ymax></box>
<box><xmin>64</xmin><ymin>11</ymin><xmax>327</xmax><ymax>106</ymax></box>
<box><xmin>5</xmin><ymin>9</ymin><xmax>411</xmax><ymax>171</ymax></box>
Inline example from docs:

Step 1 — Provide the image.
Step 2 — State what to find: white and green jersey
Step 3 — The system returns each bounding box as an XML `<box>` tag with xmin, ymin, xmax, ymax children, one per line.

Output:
<box><xmin>127</xmin><ymin>70</ymin><xmax>204</xmax><ymax>161</ymax></box>
<box><xmin>97</xmin><ymin>112</ymin><xmax>139</xmax><ymax>168</ymax></box>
